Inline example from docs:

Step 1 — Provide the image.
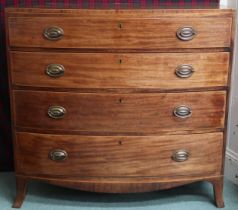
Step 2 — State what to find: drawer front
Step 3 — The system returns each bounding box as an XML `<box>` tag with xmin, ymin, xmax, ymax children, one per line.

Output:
<box><xmin>8</xmin><ymin>17</ymin><xmax>231</xmax><ymax>49</ymax></box>
<box><xmin>13</xmin><ymin>91</ymin><xmax>226</xmax><ymax>134</ymax></box>
<box><xmin>10</xmin><ymin>52</ymin><xmax>229</xmax><ymax>89</ymax></box>
<box><xmin>15</xmin><ymin>132</ymin><xmax>223</xmax><ymax>177</ymax></box>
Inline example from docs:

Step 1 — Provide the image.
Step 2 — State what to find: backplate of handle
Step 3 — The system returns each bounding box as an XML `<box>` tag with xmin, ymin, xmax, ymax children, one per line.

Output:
<box><xmin>175</xmin><ymin>65</ymin><xmax>194</xmax><ymax>78</ymax></box>
<box><xmin>49</xmin><ymin>149</ymin><xmax>68</xmax><ymax>161</ymax></box>
<box><xmin>176</xmin><ymin>26</ymin><xmax>197</xmax><ymax>41</ymax></box>
<box><xmin>48</xmin><ymin>105</ymin><xmax>66</xmax><ymax>119</ymax></box>
<box><xmin>172</xmin><ymin>150</ymin><xmax>190</xmax><ymax>162</ymax></box>
<box><xmin>173</xmin><ymin>105</ymin><xmax>192</xmax><ymax>119</ymax></box>
<box><xmin>46</xmin><ymin>64</ymin><xmax>65</xmax><ymax>78</ymax></box>
<box><xmin>43</xmin><ymin>26</ymin><xmax>64</xmax><ymax>41</ymax></box>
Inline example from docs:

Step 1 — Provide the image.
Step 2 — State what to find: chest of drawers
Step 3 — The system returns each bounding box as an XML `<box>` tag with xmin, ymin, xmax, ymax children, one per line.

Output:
<box><xmin>5</xmin><ymin>7</ymin><xmax>235</xmax><ymax>208</ymax></box>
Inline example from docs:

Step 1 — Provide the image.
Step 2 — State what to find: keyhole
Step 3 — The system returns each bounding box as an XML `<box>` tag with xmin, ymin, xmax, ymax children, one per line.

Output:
<box><xmin>118</xmin><ymin>140</ymin><xmax>122</xmax><ymax>145</ymax></box>
<box><xmin>119</xmin><ymin>59</ymin><xmax>122</xmax><ymax>64</ymax></box>
<box><xmin>118</xmin><ymin>98</ymin><xmax>123</xmax><ymax>103</ymax></box>
<box><xmin>118</xmin><ymin>23</ymin><xmax>122</xmax><ymax>29</ymax></box>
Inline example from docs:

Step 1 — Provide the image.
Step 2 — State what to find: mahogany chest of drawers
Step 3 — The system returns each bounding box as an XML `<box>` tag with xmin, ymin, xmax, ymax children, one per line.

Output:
<box><xmin>5</xmin><ymin>7</ymin><xmax>235</xmax><ymax>208</ymax></box>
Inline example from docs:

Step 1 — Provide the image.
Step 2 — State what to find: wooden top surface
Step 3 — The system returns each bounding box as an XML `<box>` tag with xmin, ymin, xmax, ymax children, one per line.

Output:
<box><xmin>5</xmin><ymin>7</ymin><xmax>235</xmax><ymax>18</ymax></box>
<box><xmin>4</xmin><ymin>0</ymin><xmax>223</xmax><ymax>11</ymax></box>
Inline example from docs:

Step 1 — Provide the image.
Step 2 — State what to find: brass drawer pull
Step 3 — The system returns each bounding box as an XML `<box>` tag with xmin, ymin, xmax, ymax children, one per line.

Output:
<box><xmin>172</xmin><ymin>150</ymin><xmax>190</xmax><ymax>162</ymax></box>
<box><xmin>173</xmin><ymin>105</ymin><xmax>192</xmax><ymax>119</ymax></box>
<box><xmin>175</xmin><ymin>65</ymin><xmax>194</xmax><ymax>78</ymax></box>
<box><xmin>48</xmin><ymin>106</ymin><xmax>66</xmax><ymax>119</ymax></box>
<box><xmin>46</xmin><ymin>64</ymin><xmax>65</xmax><ymax>78</ymax></box>
<box><xmin>176</xmin><ymin>26</ymin><xmax>197</xmax><ymax>41</ymax></box>
<box><xmin>43</xmin><ymin>26</ymin><xmax>64</xmax><ymax>41</ymax></box>
<box><xmin>49</xmin><ymin>149</ymin><xmax>68</xmax><ymax>161</ymax></box>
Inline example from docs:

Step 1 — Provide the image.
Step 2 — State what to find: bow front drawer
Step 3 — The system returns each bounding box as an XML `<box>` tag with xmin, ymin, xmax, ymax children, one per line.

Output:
<box><xmin>10</xmin><ymin>52</ymin><xmax>229</xmax><ymax>89</ymax></box>
<box><xmin>8</xmin><ymin>17</ymin><xmax>232</xmax><ymax>49</ymax></box>
<box><xmin>15</xmin><ymin>132</ymin><xmax>223</xmax><ymax>178</ymax></box>
<box><xmin>13</xmin><ymin>90</ymin><xmax>226</xmax><ymax>134</ymax></box>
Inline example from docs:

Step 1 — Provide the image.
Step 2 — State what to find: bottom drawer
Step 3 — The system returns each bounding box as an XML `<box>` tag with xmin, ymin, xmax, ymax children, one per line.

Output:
<box><xmin>15</xmin><ymin>132</ymin><xmax>223</xmax><ymax>177</ymax></box>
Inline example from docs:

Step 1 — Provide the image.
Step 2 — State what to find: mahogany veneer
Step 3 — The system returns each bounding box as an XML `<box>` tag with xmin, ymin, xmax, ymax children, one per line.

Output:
<box><xmin>10</xmin><ymin>52</ymin><xmax>229</xmax><ymax>89</ymax></box>
<box><xmin>15</xmin><ymin>132</ymin><xmax>223</xmax><ymax>177</ymax></box>
<box><xmin>5</xmin><ymin>7</ymin><xmax>235</xmax><ymax>208</ymax></box>
<box><xmin>8</xmin><ymin>17</ymin><xmax>232</xmax><ymax>49</ymax></box>
<box><xmin>13</xmin><ymin>90</ymin><xmax>226</xmax><ymax>134</ymax></box>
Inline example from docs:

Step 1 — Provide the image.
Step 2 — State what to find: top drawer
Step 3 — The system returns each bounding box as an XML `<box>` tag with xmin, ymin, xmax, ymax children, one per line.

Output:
<box><xmin>7</xmin><ymin>17</ymin><xmax>232</xmax><ymax>49</ymax></box>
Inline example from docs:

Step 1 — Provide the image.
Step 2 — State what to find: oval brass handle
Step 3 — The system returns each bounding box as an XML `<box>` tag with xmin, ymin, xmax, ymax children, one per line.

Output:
<box><xmin>172</xmin><ymin>150</ymin><xmax>190</xmax><ymax>162</ymax></box>
<box><xmin>43</xmin><ymin>26</ymin><xmax>64</xmax><ymax>41</ymax></box>
<box><xmin>176</xmin><ymin>26</ymin><xmax>197</xmax><ymax>41</ymax></box>
<box><xmin>48</xmin><ymin>106</ymin><xmax>66</xmax><ymax>119</ymax></box>
<box><xmin>49</xmin><ymin>149</ymin><xmax>68</xmax><ymax>161</ymax></box>
<box><xmin>175</xmin><ymin>65</ymin><xmax>194</xmax><ymax>78</ymax></box>
<box><xmin>173</xmin><ymin>105</ymin><xmax>192</xmax><ymax>119</ymax></box>
<box><xmin>46</xmin><ymin>64</ymin><xmax>65</xmax><ymax>78</ymax></box>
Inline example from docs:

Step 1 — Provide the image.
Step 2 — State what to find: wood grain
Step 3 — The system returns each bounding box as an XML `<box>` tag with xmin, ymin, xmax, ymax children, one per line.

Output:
<box><xmin>15</xmin><ymin>132</ymin><xmax>223</xmax><ymax>177</ymax></box>
<box><xmin>13</xmin><ymin>90</ymin><xmax>226</xmax><ymax>134</ymax></box>
<box><xmin>14</xmin><ymin>174</ymin><xmax>223</xmax><ymax>194</ymax></box>
<box><xmin>5</xmin><ymin>7</ymin><xmax>234</xmax><ymax>208</ymax></box>
<box><xmin>211</xmin><ymin>177</ymin><xmax>225</xmax><ymax>208</ymax></box>
<box><xmin>5</xmin><ymin>8</ymin><xmax>235</xmax><ymax>18</ymax></box>
<box><xmin>10</xmin><ymin>52</ymin><xmax>230</xmax><ymax>89</ymax></box>
<box><xmin>8</xmin><ymin>17</ymin><xmax>232</xmax><ymax>49</ymax></box>
<box><xmin>12</xmin><ymin>176</ymin><xmax>28</xmax><ymax>208</ymax></box>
